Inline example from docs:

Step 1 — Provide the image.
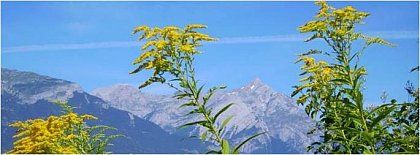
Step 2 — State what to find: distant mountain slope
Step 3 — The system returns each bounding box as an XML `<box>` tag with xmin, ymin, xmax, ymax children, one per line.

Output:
<box><xmin>92</xmin><ymin>79</ymin><xmax>319</xmax><ymax>153</ymax></box>
<box><xmin>1</xmin><ymin>68</ymin><xmax>207</xmax><ymax>153</ymax></box>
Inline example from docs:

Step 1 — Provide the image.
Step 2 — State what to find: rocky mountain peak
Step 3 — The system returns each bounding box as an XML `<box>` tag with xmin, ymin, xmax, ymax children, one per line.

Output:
<box><xmin>92</xmin><ymin>84</ymin><xmax>139</xmax><ymax>97</ymax></box>
<box><xmin>91</xmin><ymin>84</ymin><xmax>169</xmax><ymax>118</ymax></box>
<box><xmin>1</xmin><ymin>68</ymin><xmax>83</xmax><ymax>104</ymax></box>
<box><xmin>27</xmin><ymin>72</ymin><xmax>316</xmax><ymax>153</ymax></box>
<box><xmin>91</xmin><ymin>84</ymin><xmax>142</xmax><ymax>107</ymax></box>
<box><xmin>245</xmin><ymin>78</ymin><xmax>265</xmax><ymax>89</ymax></box>
<box><xmin>234</xmin><ymin>78</ymin><xmax>275</xmax><ymax>96</ymax></box>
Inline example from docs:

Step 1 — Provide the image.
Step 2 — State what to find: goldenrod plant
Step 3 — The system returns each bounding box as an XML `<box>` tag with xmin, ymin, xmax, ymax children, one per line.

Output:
<box><xmin>131</xmin><ymin>24</ymin><xmax>263</xmax><ymax>154</ymax></box>
<box><xmin>7</xmin><ymin>101</ymin><xmax>122</xmax><ymax>154</ymax></box>
<box><xmin>292</xmin><ymin>1</ymin><xmax>419</xmax><ymax>154</ymax></box>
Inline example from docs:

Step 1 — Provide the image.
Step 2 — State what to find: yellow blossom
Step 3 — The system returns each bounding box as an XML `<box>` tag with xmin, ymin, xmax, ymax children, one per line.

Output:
<box><xmin>131</xmin><ymin>24</ymin><xmax>216</xmax><ymax>88</ymax></box>
<box><xmin>180</xmin><ymin>44</ymin><xmax>193</xmax><ymax>53</ymax></box>
<box><xmin>156</xmin><ymin>40</ymin><xmax>166</xmax><ymax>49</ymax></box>
<box><xmin>7</xmin><ymin>101</ymin><xmax>118</xmax><ymax>154</ymax></box>
<box><xmin>301</xmin><ymin>56</ymin><xmax>315</xmax><ymax>66</ymax></box>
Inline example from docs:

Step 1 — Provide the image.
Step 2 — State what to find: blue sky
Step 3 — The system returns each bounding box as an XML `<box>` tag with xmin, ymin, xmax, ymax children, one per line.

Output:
<box><xmin>2</xmin><ymin>1</ymin><xmax>419</xmax><ymax>105</ymax></box>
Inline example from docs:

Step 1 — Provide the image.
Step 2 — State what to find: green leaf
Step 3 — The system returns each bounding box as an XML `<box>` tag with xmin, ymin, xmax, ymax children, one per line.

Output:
<box><xmin>197</xmin><ymin>85</ymin><xmax>205</xmax><ymax>96</ymax></box>
<box><xmin>304</xmin><ymin>33</ymin><xmax>322</xmax><ymax>42</ymax></box>
<box><xmin>178</xmin><ymin>120</ymin><xmax>207</xmax><ymax>129</ymax></box>
<box><xmin>130</xmin><ymin>60</ymin><xmax>151</xmax><ymax>74</ymax></box>
<box><xmin>361</xmin><ymin>131</ymin><xmax>374</xmax><ymax>145</ymax></box>
<box><xmin>348</xmin><ymin>135</ymin><xmax>359</xmax><ymax>146</ymax></box>
<box><xmin>310</xmin><ymin>110</ymin><xmax>317</xmax><ymax>119</ymax></box>
<box><xmin>305</xmin><ymin>105</ymin><xmax>311</xmax><ymax>115</ymax></box>
<box><xmin>297</xmin><ymin>49</ymin><xmax>323</xmax><ymax>57</ymax></box>
<box><xmin>363</xmin><ymin>149</ymin><xmax>372</xmax><ymax>154</ymax></box>
<box><xmin>138</xmin><ymin>76</ymin><xmax>166</xmax><ymax>89</ymax></box>
<box><xmin>200</xmin><ymin>131</ymin><xmax>208</xmax><ymax>141</ymax></box>
<box><xmin>176</xmin><ymin>93</ymin><xmax>192</xmax><ymax>100</ymax></box>
<box><xmin>410</xmin><ymin>66</ymin><xmax>419</xmax><ymax>72</ymax></box>
<box><xmin>221</xmin><ymin>140</ymin><xmax>230</xmax><ymax>154</ymax></box>
<box><xmin>307</xmin><ymin>128</ymin><xmax>317</xmax><ymax>135</ymax></box>
<box><xmin>370</xmin><ymin>105</ymin><xmax>396</xmax><ymax>129</ymax></box>
<box><xmin>218</xmin><ymin>116</ymin><xmax>234</xmax><ymax>134</ymax></box>
<box><xmin>232</xmin><ymin>132</ymin><xmax>266</xmax><ymax>153</ymax></box>
<box><xmin>214</xmin><ymin>103</ymin><xmax>234</xmax><ymax>122</ymax></box>
<box><xmin>368</xmin><ymin>103</ymin><xmax>393</xmax><ymax>114</ymax></box>
<box><xmin>291</xmin><ymin>86</ymin><xmax>304</xmax><ymax>97</ymax></box>
<box><xmin>179</xmin><ymin>101</ymin><xmax>195</xmax><ymax>108</ymax></box>
<box><xmin>330</xmin><ymin>78</ymin><xmax>350</xmax><ymax>84</ymax></box>
<box><xmin>183</xmin><ymin>109</ymin><xmax>200</xmax><ymax>116</ymax></box>
<box><xmin>206</xmin><ymin>150</ymin><xmax>221</xmax><ymax>154</ymax></box>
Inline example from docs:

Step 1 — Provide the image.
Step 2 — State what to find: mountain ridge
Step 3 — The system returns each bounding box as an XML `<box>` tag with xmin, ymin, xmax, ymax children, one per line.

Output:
<box><xmin>92</xmin><ymin>78</ymin><xmax>319</xmax><ymax>153</ymax></box>
<box><xmin>1</xmin><ymin>68</ymin><xmax>318</xmax><ymax>153</ymax></box>
<box><xmin>1</xmin><ymin>68</ymin><xmax>207</xmax><ymax>153</ymax></box>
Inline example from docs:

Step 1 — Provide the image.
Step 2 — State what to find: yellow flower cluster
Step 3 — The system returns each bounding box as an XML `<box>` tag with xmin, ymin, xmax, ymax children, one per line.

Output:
<box><xmin>7</xmin><ymin>112</ymin><xmax>96</xmax><ymax>154</ymax></box>
<box><xmin>298</xmin><ymin>56</ymin><xmax>336</xmax><ymax>88</ymax></box>
<box><xmin>299</xmin><ymin>0</ymin><xmax>369</xmax><ymax>40</ymax></box>
<box><xmin>132</xmin><ymin>24</ymin><xmax>216</xmax><ymax>69</ymax></box>
<box><xmin>299</xmin><ymin>21</ymin><xmax>327</xmax><ymax>33</ymax></box>
<box><xmin>130</xmin><ymin>24</ymin><xmax>216</xmax><ymax>88</ymax></box>
<box><xmin>295</xmin><ymin>56</ymin><xmax>338</xmax><ymax>105</ymax></box>
<box><xmin>315</xmin><ymin>0</ymin><xmax>332</xmax><ymax>18</ymax></box>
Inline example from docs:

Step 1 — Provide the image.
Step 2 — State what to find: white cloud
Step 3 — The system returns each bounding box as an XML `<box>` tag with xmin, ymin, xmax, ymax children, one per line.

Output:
<box><xmin>3</xmin><ymin>31</ymin><xmax>418</xmax><ymax>53</ymax></box>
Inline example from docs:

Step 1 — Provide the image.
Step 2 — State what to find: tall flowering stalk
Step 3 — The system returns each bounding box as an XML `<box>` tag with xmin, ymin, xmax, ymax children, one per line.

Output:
<box><xmin>130</xmin><ymin>24</ymin><xmax>263</xmax><ymax>154</ymax></box>
<box><xmin>291</xmin><ymin>1</ymin><xmax>406</xmax><ymax>153</ymax></box>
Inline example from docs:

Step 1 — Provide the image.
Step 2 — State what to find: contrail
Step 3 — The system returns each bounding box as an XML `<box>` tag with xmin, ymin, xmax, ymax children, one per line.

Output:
<box><xmin>3</xmin><ymin>31</ymin><xmax>418</xmax><ymax>53</ymax></box>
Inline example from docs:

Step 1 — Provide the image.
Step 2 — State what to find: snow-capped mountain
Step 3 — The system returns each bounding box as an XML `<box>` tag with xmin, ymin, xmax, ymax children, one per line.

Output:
<box><xmin>92</xmin><ymin>78</ymin><xmax>319</xmax><ymax>153</ymax></box>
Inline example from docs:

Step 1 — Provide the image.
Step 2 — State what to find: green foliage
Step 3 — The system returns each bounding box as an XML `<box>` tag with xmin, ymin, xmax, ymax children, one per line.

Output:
<box><xmin>380</xmin><ymin>81</ymin><xmax>419</xmax><ymax>153</ymax></box>
<box><xmin>293</xmin><ymin>1</ymin><xmax>418</xmax><ymax>154</ymax></box>
<box><xmin>131</xmin><ymin>24</ymin><xmax>263</xmax><ymax>154</ymax></box>
<box><xmin>8</xmin><ymin>101</ymin><xmax>123</xmax><ymax>154</ymax></box>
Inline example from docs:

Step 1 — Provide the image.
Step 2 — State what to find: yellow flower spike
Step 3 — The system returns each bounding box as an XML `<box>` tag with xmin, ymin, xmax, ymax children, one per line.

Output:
<box><xmin>156</xmin><ymin>40</ymin><xmax>167</xmax><ymax>49</ymax></box>
<box><xmin>145</xmin><ymin>30</ymin><xmax>156</xmax><ymax>39</ymax></box>
<box><xmin>141</xmin><ymin>40</ymin><xmax>157</xmax><ymax>50</ymax></box>
<box><xmin>132</xmin><ymin>25</ymin><xmax>149</xmax><ymax>34</ymax></box>
<box><xmin>163</xmin><ymin>26</ymin><xmax>181</xmax><ymax>33</ymax></box>
<box><xmin>152</xmin><ymin>27</ymin><xmax>162</xmax><ymax>34</ymax></box>
<box><xmin>185</xmin><ymin>24</ymin><xmax>207</xmax><ymax>31</ymax></box>
<box><xmin>145</xmin><ymin>61</ymin><xmax>155</xmax><ymax>69</ymax></box>
<box><xmin>343</xmin><ymin>6</ymin><xmax>356</xmax><ymax>12</ymax></box>
<box><xmin>168</xmin><ymin>31</ymin><xmax>180</xmax><ymax>40</ymax></box>
<box><xmin>131</xmin><ymin>24</ymin><xmax>216</xmax><ymax>88</ymax></box>
<box><xmin>322</xmin><ymin>68</ymin><xmax>332</xmax><ymax>76</ymax></box>
<box><xmin>299</xmin><ymin>21</ymin><xmax>326</xmax><ymax>33</ymax></box>
<box><xmin>318</xmin><ymin>61</ymin><xmax>329</xmax><ymax>66</ymax></box>
<box><xmin>301</xmin><ymin>56</ymin><xmax>315</xmax><ymax>67</ymax></box>
<box><xmin>80</xmin><ymin>114</ymin><xmax>97</xmax><ymax>120</ymax></box>
<box><xmin>180</xmin><ymin>44</ymin><xmax>193</xmax><ymax>53</ymax></box>
<box><xmin>333</xmin><ymin>9</ymin><xmax>345</xmax><ymax>17</ymax></box>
